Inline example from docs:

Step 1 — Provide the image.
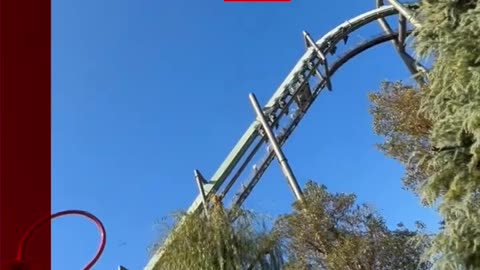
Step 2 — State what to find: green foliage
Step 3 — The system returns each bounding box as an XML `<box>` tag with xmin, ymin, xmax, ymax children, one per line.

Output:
<box><xmin>151</xmin><ymin>183</ymin><xmax>431</xmax><ymax>269</ymax></box>
<box><xmin>411</xmin><ymin>0</ymin><xmax>480</xmax><ymax>268</ymax></box>
<box><xmin>276</xmin><ymin>181</ymin><xmax>431</xmax><ymax>270</ymax></box>
<box><xmin>153</xmin><ymin>205</ymin><xmax>285</xmax><ymax>270</ymax></box>
<box><xmin>414</xmin><ymin>0</ymin><xmax>480</xmax><ymax>203</ymax></box>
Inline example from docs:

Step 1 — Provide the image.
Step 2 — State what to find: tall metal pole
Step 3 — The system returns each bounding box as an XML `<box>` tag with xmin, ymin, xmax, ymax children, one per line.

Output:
<box><xmin>386</xmin><ymin>0</ymin><xmax>421</xmax><ymax>28</ymax></box>
<box><xmin>375</xmin><ymin>0</ymin><xmax>426</xmax><ymax>85</ymax></box>
<box><xmin>248</xmin><ymin>93</ymin><xmax>304</xmax><ymax>202</ymax></box>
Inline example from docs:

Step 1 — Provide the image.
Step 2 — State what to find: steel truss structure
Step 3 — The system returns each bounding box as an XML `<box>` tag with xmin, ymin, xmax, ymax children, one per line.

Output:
<box><xmin>143</xmin><ymin>1</ymin><xmax>424</xmax><ymax>269</ymax></box>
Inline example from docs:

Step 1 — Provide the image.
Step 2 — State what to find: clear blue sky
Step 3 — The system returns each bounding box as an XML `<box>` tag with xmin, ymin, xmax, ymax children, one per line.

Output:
<box><xmin>52</xmin><ymin>1</ymin><xmax>439</xmax><ymax>269</ymax></box>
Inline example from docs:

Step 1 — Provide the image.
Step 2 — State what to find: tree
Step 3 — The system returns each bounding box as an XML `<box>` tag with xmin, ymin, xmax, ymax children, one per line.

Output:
<box><xmin>369</xmin><ymin>0</ymin><xmax>480</xmax><ymax>267</ymax></box>
<box><xmin>276</xmin><ymin>181</ymin><xmax>431</xmax><ymax>270</ymax></box>
<box><xmin>410</xmin><ymin>0</ymin><xmax>480</xmax><ymax>268</ymax></box>
<box><xmin>368</xmin><ymin>81</ymin><xmax>432</xmax><ymax>194</ymax></box>
<box><xmin>152</xmin><ymin>199</ymin><xmax>285</xmax><ymax>270</ymax></box>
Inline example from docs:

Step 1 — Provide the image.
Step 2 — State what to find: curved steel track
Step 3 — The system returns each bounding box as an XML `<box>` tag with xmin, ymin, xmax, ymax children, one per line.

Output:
<box><xmin>144</xmin><ymin>2</ymin><xmax>423</xmax><ymax>269</ymax></box>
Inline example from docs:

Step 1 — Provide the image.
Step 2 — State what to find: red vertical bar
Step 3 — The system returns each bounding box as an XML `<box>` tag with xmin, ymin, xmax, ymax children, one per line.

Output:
<box><xmin>0</xmin><ymin>0</ymin><xmax>51</xmax><ymax>269</ymax></box>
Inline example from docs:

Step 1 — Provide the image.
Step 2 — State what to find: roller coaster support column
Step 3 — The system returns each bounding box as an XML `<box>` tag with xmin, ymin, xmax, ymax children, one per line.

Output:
<box><xmin>386</xmin><ymin>0</ymin><xmax>421</xmax><ymax>28</ymax></box>
<box><xmin>376</xmin><ymin>0</ymin><xmax>425</xmax><ymax>84</ymax></box>
<box><xmin>249</xmin><ymin>93</ymin><xmax>304</xmax><ymax>202</ymax></box>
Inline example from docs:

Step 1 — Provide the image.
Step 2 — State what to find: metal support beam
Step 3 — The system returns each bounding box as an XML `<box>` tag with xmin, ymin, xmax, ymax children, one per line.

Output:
<box><xmin>303</xmin><ymin>31</ymin><xmax>333</xmax><ymax>91</ymax></box>
<box><xmin>375</xmin><ymin>0</ymin><xmax>425</xmax><ymax>85</ymax></box>
<box><xmin>376</xmin><ymin>0</ymin><xmax>400</xmax><ymax>47</ymax></box>
<box><xmin>249</xmin><ymin>93</ymin><xmax>304</xmax><ymax>202</ymax></box>
<box><xmin>194</xmin><ymin>169</ymin><xmax>209</xmax><ymax>216</ymax></box>
<box><xmin>398</xmin><ymin>15</ymin><xmax>407</xmax><ymax>48</ymax></box>
<box><xmin>386</xmin><ymin>0</ymin><xmax>421</xmax><ymax>28</ymax></box>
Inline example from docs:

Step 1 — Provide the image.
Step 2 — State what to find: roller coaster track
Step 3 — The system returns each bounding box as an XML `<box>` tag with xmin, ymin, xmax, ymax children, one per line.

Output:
<box><xmin>143</xmin><ymin>1</ymin><xmax>425</xmax><ymax>269</ymax></box>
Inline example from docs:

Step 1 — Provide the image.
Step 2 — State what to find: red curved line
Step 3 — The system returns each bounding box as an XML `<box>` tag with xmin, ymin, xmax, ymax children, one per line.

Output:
<box><xmin>17</xmin><ymin>210</ymin><xmax>106</xmax><ymax>270</ymax></box>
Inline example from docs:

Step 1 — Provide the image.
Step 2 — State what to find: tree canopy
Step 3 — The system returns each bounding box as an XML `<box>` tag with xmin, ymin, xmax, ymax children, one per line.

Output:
<box><xmin>276</xmin><ymin>181</ymin><xmax>430</xmax><ymax>270</ymax></box>
<box><xmin>153</xmin><ymin>202</ymin><xmax>285</xmax><ymax>270</ymax></box>
<box><xmin>369</xmin><ymin>0</ymin><xmax>480</xmax><ymax>267</ymax></box>
<box><xmin>405</xmin><ymin>0</ymin><xmax>479</xmax><ymax>268</ymax></box>
<box><xmin>152</xmin><ymin>182</ymin><xmax>430</xmax><ymax>270</ymax></box>
<box><xmin>369</xmin><ymin>81</ymin><xmax>432</xmax><ymax>194</ymax></box>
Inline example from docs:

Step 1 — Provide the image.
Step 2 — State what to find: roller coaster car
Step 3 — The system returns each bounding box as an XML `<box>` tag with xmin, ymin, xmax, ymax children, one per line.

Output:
<box><xmin>294</xmin><ymin>81</ymin><xmax>312</xmax><ymax>112</ymax></box>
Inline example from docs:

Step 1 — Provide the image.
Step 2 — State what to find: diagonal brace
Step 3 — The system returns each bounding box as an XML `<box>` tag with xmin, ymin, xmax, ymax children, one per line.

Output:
<box><xmin>303</xmin><ymin>31</ymin><xmax>333</xmax><ymax>91</ymax></box>
<box><xmin>249</xmin><ymin>93</ymin><xmax>304</xmax><ymax>202</ymax></box>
